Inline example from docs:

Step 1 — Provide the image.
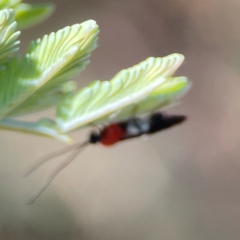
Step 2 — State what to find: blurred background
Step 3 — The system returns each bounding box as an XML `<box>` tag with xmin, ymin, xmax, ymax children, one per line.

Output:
<box><xmin>1</xmin><ymin>0</ymin><xmax>240</xmax><ymax>239</ymax></box>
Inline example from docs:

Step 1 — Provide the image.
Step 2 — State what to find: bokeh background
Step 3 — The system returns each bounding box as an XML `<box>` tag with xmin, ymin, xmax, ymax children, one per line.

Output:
<box><xmin>1</xmin><ymin>0</ymin><xmax>240</xmax><ymax>239</ymax></box>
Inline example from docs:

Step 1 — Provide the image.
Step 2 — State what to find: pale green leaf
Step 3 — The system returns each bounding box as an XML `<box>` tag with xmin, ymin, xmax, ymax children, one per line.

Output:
<box><xmin>8</xmin><ymin>81</ymin><xmax>77</xmax><ymax>117</ymax></box>
<box><xmin>0</xmin><ymin>0</ymin><xmax>20</xmax><ymax>9</ymax></box>
<box><xmin>137</xmin><ymin>76</ymin><xmax>190</xmax><ymax>111</ymax></box>
<box><xmin>0</xmin><ymin>20</ymin><xmax>99</xmax><ymax>119</ymax></box>
<box><xmin>0</xmin><ymin>1</ymin><xmax>54</xmax><ymax>30</ymax></box>
<box><xmin>57</xmin><ymin>53</ymin><xmax>185</xmax><ymax>133</ymax></box>
<box><xmin>14</xmin><ymin>3</ymin><xmax>55</xmax><ymax>30</ymax></box>
<box><xmin>0</xmin><ymin>9</ymin><xmax>20</xmax><ymax>67</ymax></box>
<box><xmin>0</xmin><ymin>117</ymin><xmax>72</xmax><ymax>143</ymax></box>
<box><xmin>93</xmin><ymin>76</ymin><xmax>190</xmax><ymax>124</ymax></box>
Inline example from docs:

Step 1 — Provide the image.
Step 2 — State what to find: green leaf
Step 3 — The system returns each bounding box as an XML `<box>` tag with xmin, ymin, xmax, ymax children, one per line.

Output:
<box><xmin>8</xmin><ymin>81</ymin><xmax>77</xmax><ymax>117</ymax></box>
<box><xmin>0</xmin><ymin>0</ymin><xmax>20</xmax><ymax>9</ymax></box>
<box><xmin>0</xmin><ymin>20</ymin><xmax>99</xmax><ymax>119</ymax></box>
<box><xmin>0</xmin><ymin>1</ymin><xmax>54</xmax><ymax>30</ymax></box>
<box><xmin>0</xmin><ymin>117</ymin><xmax>72</xmax><ymax>143</ymax></box>
<box><xmin>14</xmin><ymin>3</ymin><xmax>55</xmax><ymax>30</ymax></box>
<box><xmin>93</xmin><ymin>76</ymin><xmax>190</xmax><ymax>124</ymax></box>
<box><xmin>138</xmin><ymin>76</ymin><xmax>190</xmax><ymax>111</ymax></box>
<box><xmin>0</xmin><ymin>8</ymin><xmax>20</xmax><ymax>67</ymax></box>
<box><xmin>57</xmin><ymin>53</ymin><xmax>185</xmax><ymax>133</ymax></box>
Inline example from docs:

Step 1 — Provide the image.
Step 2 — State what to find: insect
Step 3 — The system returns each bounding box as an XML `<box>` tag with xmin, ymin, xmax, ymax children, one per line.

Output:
<box><xmin>26</xmin><ymin>111</ymin><xmax>186</xmax><ymax>204</ymax></box>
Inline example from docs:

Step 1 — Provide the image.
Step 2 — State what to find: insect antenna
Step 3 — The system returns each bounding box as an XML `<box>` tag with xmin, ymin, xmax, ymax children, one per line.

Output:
<box><xmin>27</xmin><ymin>141</ymin><xmax>89</xmax><ymax>204</ymax></box>
<box><xmin>25</xmin><ymin>142</ymin><xmax>85</xmax><ymax>177</ymax></box>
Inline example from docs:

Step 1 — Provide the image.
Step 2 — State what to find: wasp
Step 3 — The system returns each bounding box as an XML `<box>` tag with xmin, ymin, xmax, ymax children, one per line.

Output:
<box><xmin>26</xmin><ymin>112</ymin><xmax>186</xmax><ymax>204</ymax></box>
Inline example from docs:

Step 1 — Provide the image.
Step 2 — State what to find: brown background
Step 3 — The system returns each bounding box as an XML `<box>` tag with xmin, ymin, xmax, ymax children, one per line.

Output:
<box><xmin>1</xmin><ymin>0</ymin><xmax>240</xmax><ymax>239</ymax></box>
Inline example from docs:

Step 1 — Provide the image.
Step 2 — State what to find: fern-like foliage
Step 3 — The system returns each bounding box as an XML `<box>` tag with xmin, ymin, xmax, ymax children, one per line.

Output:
<box><xmin>0</xmin><ymin>5</ymin><xmax>190</xmax><ymax>143</ymax></box>
<box><xmin>8</xmin><ymin>81</ymin><xmax>76</xmax><ymax>117</ymax></box>
<box><xmin>0</xmin><ymin>9</ymin><xmax>99</xmax><ymax>142</ymax></box>
<box><xmin>0</xmin><ymin>20</ymin><xmax>99</xmax><ymax>119</ymax></box>
<box><xmin>0</xmin><ymin>9</ymin><xmax>20</xmax><ymax>67</ymax></box>
<box><xmin>94</xmin><ymin>76</ymin><xmax>190</xmax><ymax>125</ymax></box>
<box><xmin>56</xmin><ymin>53</ymin><xmax>185</xmax><ymax>133</ymax></box>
